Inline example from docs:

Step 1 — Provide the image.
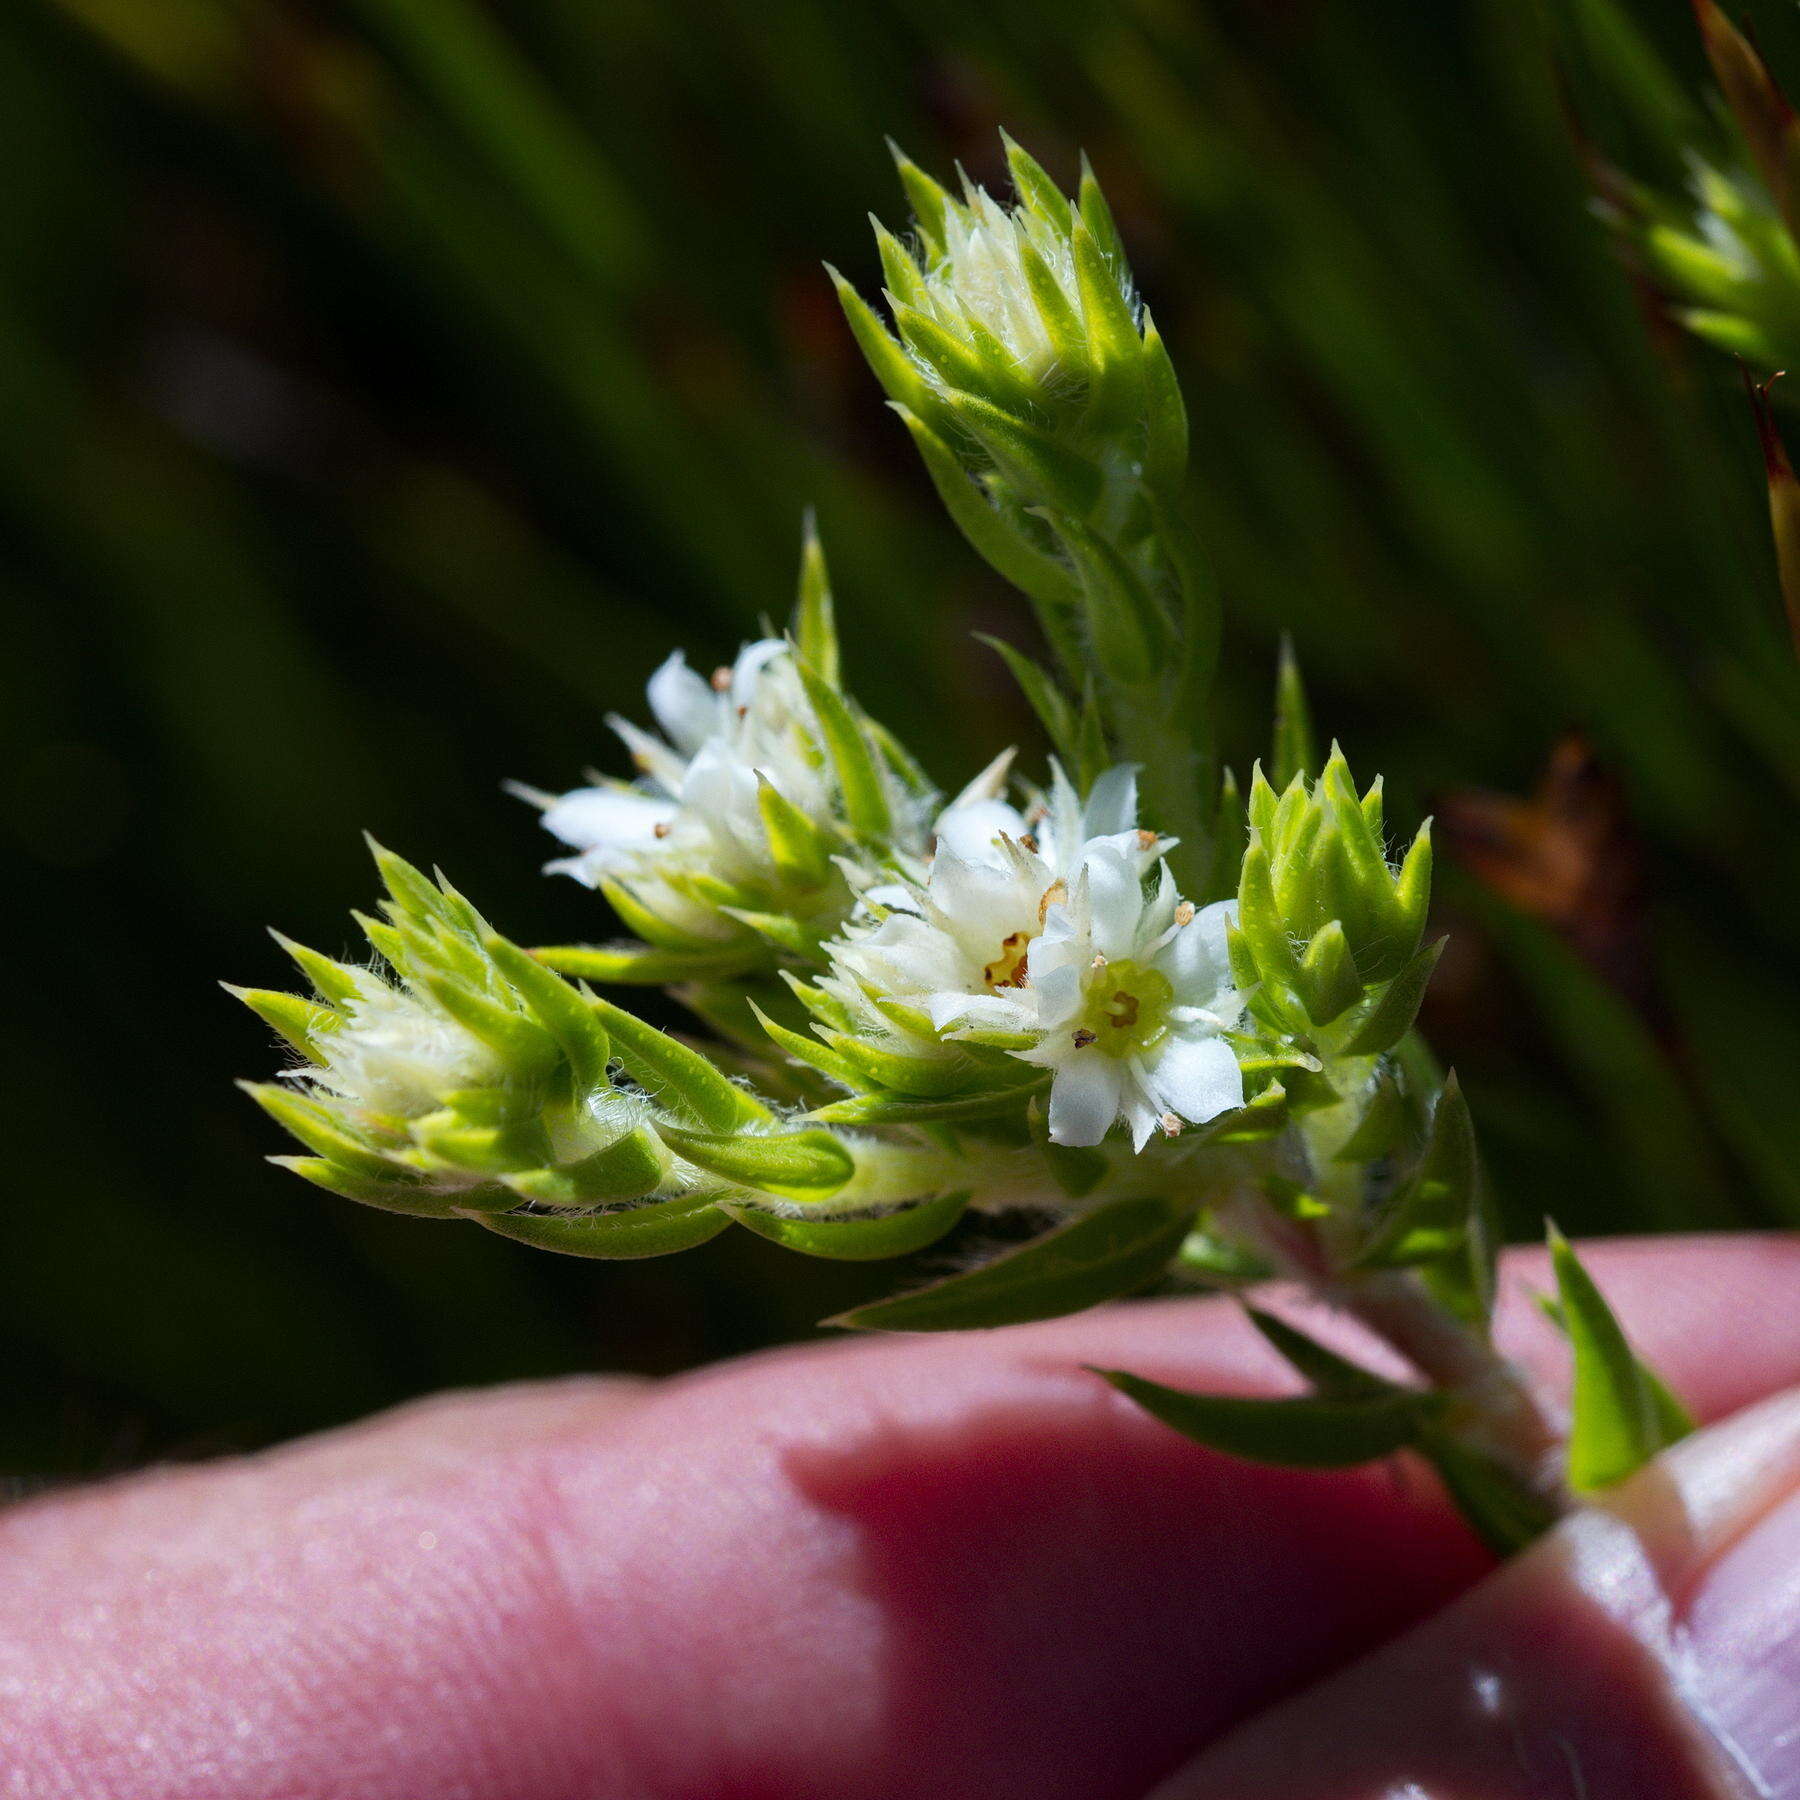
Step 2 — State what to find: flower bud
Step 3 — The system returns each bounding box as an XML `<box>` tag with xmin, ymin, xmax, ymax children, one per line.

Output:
<box><xmin>1231</xmin><ymin>747</ymin><xmax>1435</xmax><ymax>1043</ymax></box>
<box><xmin>840</xmin><ymin>135</ymin><xmax>1186</xmax><ymax>515</ymax></box>
<box><xmin>234</xmin><ymin>842</ymin><xmax>670</xmax><ymax>1217</ymax></box>
<box><xmin>839</xmin><ymin>137</ymin><xmax>1218</xmax><ymax>888</ymax></box>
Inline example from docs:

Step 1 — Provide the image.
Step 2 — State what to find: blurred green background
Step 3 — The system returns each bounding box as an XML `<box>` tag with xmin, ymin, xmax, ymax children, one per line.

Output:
<box><xmin>6</xmin><ymin>0</ymin><xmax>1798</xmax><ymax>1480</ymax></box>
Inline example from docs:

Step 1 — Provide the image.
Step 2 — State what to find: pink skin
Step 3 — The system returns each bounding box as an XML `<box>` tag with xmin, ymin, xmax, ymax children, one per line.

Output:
<box><xmin>2</xmin><ymin>1237</ymin><xmax>1799</xmax><ymax>1799</ymax></box>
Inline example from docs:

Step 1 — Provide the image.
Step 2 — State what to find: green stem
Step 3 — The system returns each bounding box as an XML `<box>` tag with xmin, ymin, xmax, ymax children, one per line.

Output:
<box><xmin>1337</xmin><ymin>1268</ymin><xmax>1569</xmax><ymax>1516</ymax></box>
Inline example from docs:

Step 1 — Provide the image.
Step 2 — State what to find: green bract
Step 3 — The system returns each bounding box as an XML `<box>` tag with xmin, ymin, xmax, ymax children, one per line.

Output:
<box><xmin>1232</xmin><ymin>746</ymin><xmax>1435</xmax><ymax>1041</ymax></box>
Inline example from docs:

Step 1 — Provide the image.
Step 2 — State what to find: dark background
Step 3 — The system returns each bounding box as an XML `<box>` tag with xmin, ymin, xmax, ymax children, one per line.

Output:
<box><xmin>6</xmin><ymin>0</ymin><xmax>1797</xmax><ymax>1479</ymax></box>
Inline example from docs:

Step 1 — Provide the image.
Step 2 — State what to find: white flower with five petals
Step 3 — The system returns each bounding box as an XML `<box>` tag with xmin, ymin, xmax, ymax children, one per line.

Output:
<box><xmin>1017</xmin><ymin>848</ymin><xmax>1244</xmax><ymax>1149</ymax></box>
<box><xmin>515</xmin><ymin>640</ymin><xmax>930</xmax><ymax>944</ymax></box>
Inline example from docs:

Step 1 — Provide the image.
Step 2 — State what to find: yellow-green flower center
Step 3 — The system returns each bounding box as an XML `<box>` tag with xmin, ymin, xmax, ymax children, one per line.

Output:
<box><xmin>1077</xmin><ymin>959</ymin><xmax>1174</xmax><ymax>1058</ymax></box>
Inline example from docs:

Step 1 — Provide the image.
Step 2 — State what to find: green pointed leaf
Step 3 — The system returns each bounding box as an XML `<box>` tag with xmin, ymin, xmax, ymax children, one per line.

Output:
<box><xmin>872</xmin><ymin>217</ymin><xmax>930</xmax><ymax>310</ymax></box>
<box><xmin>1140</xmin><ymin>309</ymin><xmax>1189</xmax><ymax>495</ymax></box>
<box><xmin>588</xmin><ymin>994</ymin><xmax>773</xmax><ymax>1131</ymax></box>
<box><xmin>947</xmin><ymin>391</ymin><xmax>1103</xmax><ymax>516</ymax></box>
<box><xmin>827</xmin><ymin>264</ymin><xmax>929</xmax><ymax>409</ymax></box>
<box><xmin>974</xmin><ymin>635</ymin><xmax>1080</xmax><ymax>766</ymax></box>
<box><xmin>751</xmin><ymin>1001</ymin><xmax>864</xmax><ymax>1088</ymax></box>
<box><xmin>719</xmin><ymin>906</ymin><xmax>828</xmax><ymax>959</ymax></box>
<box><xmin>818</xmin><ymin>1030</ymin><xmax>992</xmax><ymax>1099</ymax></box>
<box><xmin>829</xmin><ymin>1194</ymin><xmax>1192</xmax><ymax>1331</ymax></box>
<box><xmin>272</xmin><ymin>1155</ymin><xmax>455</xmax><ymax>1217</ymax></box>
<box><xmin>481</xmin><ymin>935</ymin><xmax>611</xmax><ymax>1093</ymax></box>
<box><xmin>419</xmin><ymin>975</ymin><xmax>549</xmax><ymax>1074</ymax></box>
<box><xmin>1054</xmin><ymin>515</ymin><xmax>1165</xmax><ymax>684</ymax></box>
<box><xmin>1550</xmin><ymin>1224</ymin><xmax>1685</xmax><ymax>1491</ymax></box>
<box><xmin>792</xmin><ymin>513</ymin><xmax>839</xmax><ymax>689</ymax></box>
<box><xmin>227</xmin><ymin>985</ymin><xmax>332</xmax><ymax>1062</ymax></box>
<box><xmin>1298</xmin><ymin>920</ymin><xmax>1364</xmax><ymax>1026</ymax></box>
<box><xmin>754</xmin><ymin>775</ymin><xmax>838</xmax><ymax>890</ymax></box>
<box><xmin>271</xmin><ymin>934</ymin><xmax>363</xmax><ymax>1009</ymax></box>
<box><xmin>892</xmin><ymin>301</ymin><xmax>1002</xmax><ymax>396</ymax></box>
<box><xmin>893</xmin><ymin>405</ymin><xmax>1081</xmax><ymax>628</ymax></box>
<box><xmin>593</xmin><ymin>875</ymin><xmax>729</xmax><ymax>953</ymax></box>
<box><xmin>1338</xmin><ymin>937</ymin><xmax>1447</xmax><ymax>1057</ymax></box>
<box><xmin>499</xmin><ymin>1126</ymin><xmax>670</xmax><ymax>1205</ymax></box>
<box><xmin>1077</xmin><ymin>152</ymin><xmax>1126</xmax><ymax>266</ymax></box>
<box><xmin>1416</xmin><ymin>1429</ymin><xmax>1561</xmax><ymax>1555</ymax></box>
<box><xmin>1357</xmin><ymin>1073</ymin><xmax>1495</xmax><ymax>1328</ymax></box>
<box><xmin>1244</xmin><ymin>1307</ymin><xmax>1395</xmax><ymax>1397</ymax></box>
<box><xmin>661</xmin><ymin>1124</ymin><xmax>855</xmax><ymax>1205</ymax></box>
<box><xmin>807</xmin><ymin>1079</ymin><xmax>1047</xmax><ymax>1126</ymax></box>
<box><xmin>1271</xmin><ymin>634</ymin><xmax>1317</xmax><ymax>789</ymax></box>
<box><xmin>1017</xmin><ymin>234</ymin><xmax>1086</xmax><ymax>368</ymax></box>
<box><xmin>354</xmin><ymin>911</ymin><xmax>406</xmax><ymax>966</ymax></box>
<box><xmin>410</xmin><ymin>1108</ymin><xmax>549</xmax><ymax>1177</ymax></box>
<box><xmin>793</xmin><ymin>659</ymin><xmax>892</xmax><ymax>844</ymax></box>
<box><xmin>729</xmin><ymin>1189</ymin><xmax>970</xmax><ymax>1262</ymax></box>
<box><xmin>1235</xmin><ymin>839</ymin><xmax>1306</xmax><ymax>1000</ymax></box>
<box><xmin>1070</xmin><ymin>213</ymin><xmax>1142</xmax><ymax>432</ymax></box>
<box><xmin>366</xmin><ymin>837</ymin><xmax>449</xmax><ymax>925</ymax></box>
<box><xmin>473</xmin><ymin>1196</ymin><xmax>730</xmax><ymax>1259</ymax></box>
<box><xmin>532</xmin><ymin>940</ymin><xmax>767</xmax><ymax>985</ymax></box>
<box><xmin>243</xmin><ymin>1082</ymin><xmax>398</xmax><ymax>1183</ymax></box>
<box><xmin>1000</xmin><ymin>131</ymin><xmax>1073</xmax><ymax>233</ymax></box>
<box><xmin>887</xmin><ymin>140</ymin><xmax>949</xmax><ymax>257</ymax></box>
<box><xmin>781</xmin><ymin>974</ymin><xmax>855</xmax><ymax>1033</ymax></box>
<box><xmin>1333</xmin><ymin>1072</ymin><xmax>1411</xmax><ymax>1163</ymax></box>
<box><xmin>1094</xmin><ymin>1368</ymin><xmax>1438</xmax><ymax>1467</ymax></box>
<box><xmin>1391</xmin><ymin>822</ymin><xmax>1434</xmax><ymax>954</ymax></box>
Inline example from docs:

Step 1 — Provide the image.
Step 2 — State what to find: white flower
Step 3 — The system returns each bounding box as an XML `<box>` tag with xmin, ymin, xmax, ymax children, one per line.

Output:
<box><xmin>1018</xmin><ymin>850</ymin><xmax>1244</xmax><ymax>1150</ymax></box>
<box><xmin>819</xmin><ymin>762</ymin><xmax>1172</xmax><ymax>1056</ymax></box>
<box><xmin>304</xmin><ymin>973</ymin><xmax>501</xmax><ymax>1121</ymax></box>
<box><xmin>516</xmin><ymin>640</ymin><xmax>930</xmax><ymax>942</ymax></box>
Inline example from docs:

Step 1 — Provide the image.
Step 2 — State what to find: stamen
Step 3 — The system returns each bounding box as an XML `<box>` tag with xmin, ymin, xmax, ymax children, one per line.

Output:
<box><xmin>1072</xmin><ymin>1028</ymin><xmax>1097</xmax><ymax>1048</ymax></box>
<box><xmin>1174</xmin><ymin>901</ymin><xmax>1195</xmax><ymax>926</ymax></box>
<box><xmin>711</xmin><ymin>666</ymin><xmax>733</xmax><ymax>692</ymax></box>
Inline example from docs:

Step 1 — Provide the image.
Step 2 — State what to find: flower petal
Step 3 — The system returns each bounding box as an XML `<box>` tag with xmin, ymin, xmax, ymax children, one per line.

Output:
<box><xmin>646</xmin><ymin>652</ymin><xmax>721</xmax><ymax>756</ymax></box>
<box><xmin>1145</xmin><ymin>1032</ymin><xmax>1244</xmax><ymax>1126</ymax></box>
<box><xmin>1082</xmin><ymin>763</ymin><xmax>1139</xmax><ymax>838</ymax></box>
<box><xmin>540</xmin><ymin>786</ymin><xmax>675</xmax><ymax>852</ymax></box>
<box><xmin>933</xmin><ymin>797</ymin><xmax>1031</xmax><ymax>868</ymax></box>
<box><xmin>1047</xmin><ymin>1053</ymin><xmax>1124</xmax><ymax>1146</ymax></box>
<box><xmin>1159</xmin><ymin>898</ymin><xmax>1237</xmax><ymax>997</ymax></box>
<box><xmin>1082</xmin><ymin>846</ymin><xmax>1144</xmax><ymax>957</ymax></box>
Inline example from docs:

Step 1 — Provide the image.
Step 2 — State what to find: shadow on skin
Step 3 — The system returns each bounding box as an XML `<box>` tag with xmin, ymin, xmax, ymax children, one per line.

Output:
<box><xmin>782</xmin><ymin>1369</ymin><xmax>1492</xmax><ymax>1799</ymax></box>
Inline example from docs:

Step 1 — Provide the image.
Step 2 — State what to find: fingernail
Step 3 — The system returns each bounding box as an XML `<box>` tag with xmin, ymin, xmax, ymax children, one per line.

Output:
<box><xmin>1681</xmin><ymin>1475</ymin><xmax>1800</xmax><ymax>1795</ymax></box>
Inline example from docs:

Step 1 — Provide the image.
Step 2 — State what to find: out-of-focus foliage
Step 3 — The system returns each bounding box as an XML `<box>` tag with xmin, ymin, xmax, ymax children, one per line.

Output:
<box><xmin>5</xmin><ymin>0</ymin><xmax>1797</xmax><ymax>1477</ymax></box>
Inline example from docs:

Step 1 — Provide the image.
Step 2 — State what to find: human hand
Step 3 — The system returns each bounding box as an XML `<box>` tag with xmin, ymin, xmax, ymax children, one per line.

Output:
<box><xmin>4</xmin><ymin>1236</ymin><xmax>1798</xmax><ymax>1799</ymax></box>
